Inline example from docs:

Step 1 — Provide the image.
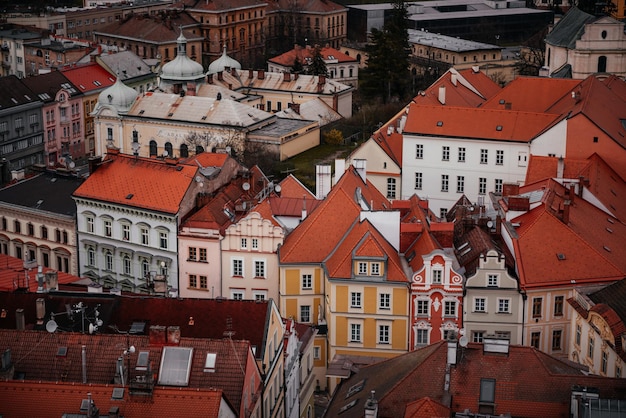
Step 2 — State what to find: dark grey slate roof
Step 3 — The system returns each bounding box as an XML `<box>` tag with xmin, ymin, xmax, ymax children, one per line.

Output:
<box><xmin>552</xmin><ymin>63</ymin><xmax>573</xmax><ymax>78</ymax></box>
<box><xmin>0</xmin><ymin>76</ymin><xmax>38</xmax><ymax>110</ymax></box>
<box><xmin>545</xmin><ymin>7</ymin><xmax>596</xmax><ymax>49</ymax></box>
<box><xmin>589</xmin><ymin>278</ymin><xmax>626</xmax><ymax>326</ymax></box>
<box><xmin>22</xmin><ymin>71</ymin><xmax>82</xmax><ymax>104</ymax></box>
<box><xmin>0</xmin><ymin>172</ymin><xmax>83</xmax><ymax>217</ymax></box>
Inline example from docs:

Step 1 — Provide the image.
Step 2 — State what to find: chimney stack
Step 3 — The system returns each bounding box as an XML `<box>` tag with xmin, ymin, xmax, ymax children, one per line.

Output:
<box><xmin>438</xmin><ymin>85</ymin><xmax>446</xmax><ymax>105</ymax></box>
<box><xmin>16</xmin><ymin>309</ymin><xmax>25</xmax><ymax>330</ymax></box>
<box><xmin>301</xmin><ymin>195</ymin><xmax>307</xmax><ymax>221</ymax></box>
<box><xmin>562</xmin><ymin>200</ymin><xmax>571</xmax><ymax>224</ymax></box>
<box><xmin>82</xmin><ymin>345</ymin><xmax>87</xmax><ymax>383</ymax></box>
<box><xmin>207</xmin><ymin>73</ymin><xmax>214</xmax><ymax>84</ymax></box>
<box><xmin>364</xmin><ymin>391</ymin><xmax>378</xmax><ymax>418</ymax></box>
<box><xmin>249</xmin><ymin>69</ymin><xmax>253</xmax><ymax>78</ymax></box>
<box><xmin>283</xmin><ymin>72</ymin><xmax>290</xmax><ymax>82</ymax></box>
<box><xmin>217</xmin><ymin>71</ymin><xmax>223</xmax><ymax>81</ymax></box>
<box><xmin>258</xmin><ymin>69</ymin><xmax>265</xmax><ymax>80</ymax></box>
<box><xmin>88</xmin><ymin>156</ymin><xmax>102</xmax><ymax>175</ymax></box>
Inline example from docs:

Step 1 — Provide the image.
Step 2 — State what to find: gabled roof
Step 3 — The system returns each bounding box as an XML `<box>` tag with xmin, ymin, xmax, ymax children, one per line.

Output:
<box><xmin>0</xmin><ymin>76</ymin><xmax>38</xmax><ymax>110</ymax></box>
<box><xmin>268</xmin><ymin>45</ymin><xmax>356</xmax><ymax>67</ymax></box>
<box><xmin>508</xmin><ymin>179</ymin><xmax>626</xmax><ymax>288</ymax></box>
<box><xmin>61</xmin><ymin>62</ymin><xmax>116</xmax><ymax>93</ymax></box>
<box><xmin>97</xmin><ymin>50</ymin><xmax>154</xmax><ymax>81</ymax></box>
<box><xmin>545</xmin><ymin>7</ymin><xmax>596</xmax><ymax>49</ymax></box>
<box><xmin>324</xmin><ymin>219</ymin><xmax>408</xmax><ymax>283</ymax></box>
<box><xmin>0</xmin><ymin>171</ymin><xmax>83</xmax><ymax>217</ymax></box>
<box><xmin>0</xmin><ymin>381</ymin><xmax>228</xmax><ymax>418</ymax></box>
<box><xmin>324</xmin><ymin>340</ymin><xmax>626</xmax><ymax>418</ymax></box>
<box><xmin>368</xmin><ymin>104</ymin><xmax>408</xmax><ymax>167</ymax></box>
<box><xmin>275</xmin><ymin>97</ymin><xmax>342</xmax><ymax>125</ymax></box>
<box><xmin>96</xmin><ymin>11</ymin><xmax>200</xmax><ymax>44</ymax></box>
<box><xmin>403</xmin><ymin>104</ymin><xmax>560</xmax><ymax>142</ymax></box>
<box><xmin>482</xmin><ymin>76</ymin><xmax>581</xmax><ymax>113</ymax></box>
<box><xmin>414</xmin><ymin>68</ymin><xmax>501</xmax><ymax>108</ymax></box>
<box><xmin>280</xmin><ymin>166</ymin><xmax>390</xmax><ymax>264</ymax></box>
<box><xmin>0</xmin><ymin>255</ymin><xmax>80</xmax><ymax>293</ymax></box>
<box><xmin>0</xmin><ymin>329</ymin><xmax>248</xmax><ymax>412</ymax></box>
<box><xmin>403</xmin><ymin>397</ymin><xmax>450</xmax><ymax>418</ymax></box>
<box><xmin>22</xmin><ymin>70</ymin><xmax>82</xmax><ymax>103</ymax></box>
<box><xmin>73</xmin><ymin>150</ymin><xmax>197</xmax><ymax>214</ymax></box>
<box><xmin>546</xmin><ymin>75</ymin><xmax>626</xmax><ymax>150</ymax></box>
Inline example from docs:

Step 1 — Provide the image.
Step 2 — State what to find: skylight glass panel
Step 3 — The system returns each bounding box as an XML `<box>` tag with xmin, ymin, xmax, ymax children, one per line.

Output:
<box><xmin>136</xmin><ymin>351</ymin><xmax>149</xmax><ymax>371</ymax></box>
<box><xmin>158</xmin><ymin>347</ymin><xmax>193</xmax><ymax>386</ymax></box>
<box><xmin>204</xmin><ymin>352</ymin><xmax>217</xmax><ymax>372</ymax></box>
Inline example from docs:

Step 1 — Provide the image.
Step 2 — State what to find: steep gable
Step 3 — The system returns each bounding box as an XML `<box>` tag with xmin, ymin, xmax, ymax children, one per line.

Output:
<box><xmin>414</xmin><ymin>68</ymin><xmax>501</xmax><ymax>108</ymax></box>
<box><xmin>61</xmin><ymin>63</ymin><xmax>116</xmax><ymax>93</ymax></box>
<box><xmin>545</xmin><ymin>7</ymin><xmax>596</xmax><ymax>49</ymax></box>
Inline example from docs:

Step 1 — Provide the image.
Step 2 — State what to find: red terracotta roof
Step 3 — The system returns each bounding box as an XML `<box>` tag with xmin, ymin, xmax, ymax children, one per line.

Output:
<box><xmin>98</xmin><ymin>11</ymin><xmax>200</xmax><ymax>44</ymax></box>
<box><xmin>0</xmin><ymin>254</ymin><xmax>80</xmax><ymax>292</ymax></box>
<box><xmin>73</xmin><ymin>150</ymin><xmax>197</xmax><ymax>214</ymax></box>
<box><xmin>414</xmin><ymin>68</ymin><xmax>501</xmax><ymax>108</ymax></box>
<box><xmin>276</xmin><ymin>174</ymin><xmax>316</xmax><ymax>199</ymax></box>
<box><xmin>525</xmin><ymin>154</ymin><xmax>590</xmax><ymax>184</ymax></box>
<box><xmin>482</xmin><ymin>76</ymin><xmax>581</xmax><ymax>113</ymax></box>
<box><xmin>403</xmin><ymin>104</ymin><xmax>560</xmax><ymax>142</ymax></box>
<box><xmin>280</xmin><ymin>166</ymin><xmax>390</xmax><ymax>264</ymax></box>
<box><xmin>60</xmin><ymin>62</ymin><xmax>116</xmax><ymax>93</ymax></box>
<box><xmin>403</xmin><ymin>397</ymin><xmax>450</xmax><ymax>418</ymax></box>
<box><xmin>510</xmin><ymin>179</ymin><xmax>626</xmax><ymax>289</ymax></box>
<box><xmin>0</xmin><ymin>381</ymin><xmax>227</xmax><ymax>418</ymax></box>
<box><xmin>183</xmin><ymin>152</ymin><xmax>229</xmax><ymax>168</ymax></box>
<box><xmin>269</xmin><ymin>44</ymin><xmax>356</xmax><ymax>67</ymax></box>
<box><xmin>324</xmin><ymin>219</ymin><xmax>408</xmax><ymax>283</ymax></box>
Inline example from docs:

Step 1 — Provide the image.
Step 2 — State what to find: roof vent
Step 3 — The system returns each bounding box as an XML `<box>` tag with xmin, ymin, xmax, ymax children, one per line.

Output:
<box><xmin>556</xmin><ymin>253</ymin><xmax>566</xmax><ymax>260</ymax></box>
<box><xmin>496</xmin><ymin>125</ymin><xmax>503</xmax><ymax>131</ymax></box>
<box><xmin>437</xmin><ymin>121</ymin><xmax>443</xmax><ymax>127</ymax></box>
<box><xmin>125</xmin><ymin>194</ymin><xmax>133</xmax><ymax>200</ymax></box>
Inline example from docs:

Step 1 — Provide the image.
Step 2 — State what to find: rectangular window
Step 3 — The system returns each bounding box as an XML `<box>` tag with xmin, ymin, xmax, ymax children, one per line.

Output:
<box><xmin>314</xmin><ymin>346</ymin><xmax>321</xmax><ymax>360</ymax></box>
<box><xmin>371</xmin><ymin>263</ymin><xmax>380</xmax><ymax>275</ymax></box>
<box><xmin>378</xmin><ymin>325</ymin><xmax>390</xmax><ymax>344</ymax></box>
<box><xmin>480</xmin><ymin>378</ymin><xmax>496</xmax><ymax>403</ymax></box>
<box><xmin>416</xmin><ymin>329</ymin><xmax>428</xmax><ymax>345</ymax></box>
<box><xmin>231</xmin><ymin>291</ymin><xmax>244</xmax><ymax>300</ymax></box>
<box><xmin>554</xmin><ymin>296</ymin><xmax>564</xmax><ymax>316</ymax></box>
<box><xmin>199</xmin><ymin>275</ymin><xmax>207</xmax><ymax>289</ymax></box>
<box><xmin>531</xmin><ymin>332</ymin><xmax>540</xmax><ymax>349</ymax></box>
<box><xmin>474</xmin><ymin>298</ymin><xmax>486</xmax><ymax>312</ymax></box>
<box><xmin>350</xmin><ymin>323</ymin><xmax>361</xmax><ymax>342</ymax></box>
<box><xmin>473</xmin><ymin>331</ymin><xmax>484</xmax><ymax>343</ymax></box>
<box><xmin>415</xmin><ymin>172</ymin><xmax>422</xmax><ymax>190</ymax></box>
<box><xmin>575</xmin><ymin>324</ymin><xmax>581</xmax><ymax>346</ymax></box>
<box><xmin>417</xmin><ymin>300</ymin><xmax>429</xmax><ymax>316</ymax></box>
<box><xmin>441</xmin><ymin>175</ymin><xmax>449</xmax><ymax>192</ymax></box>
<box><xmin>159</xmin><ymin>231</ymin><xmax>168</xmax><ymax>249</ymax></box>
<box><xmin>302</xmin><ymin>274</ymin><xmax>312</xmax><ymax>289</ymax></box>
<box><xmin>496</xmin><ymin>150</ymin><xmax>504</xmax><ymax>165</ymax></box>
<box><xmin>232</xmin><ymin>259</ymin><xmax>243</xmax><ymax>276</ymax></box>
<box><xmin>479</xmin><ymin>177</ymin><xmax>487</xmax><ymax>195</ymax></box>
<box><xmin>458</xmin><ymin>147</ymin><xmax>466</xmax><ymax>162</ymax></box>
<box><xmin>387</xmin><ymin>178</ymin><xmax>396</xmax><ymax>199</ymax></box>
<box><xmin>189</xmin><ymin>274</ymin><xmax>197</xmax><ymax>288</ymax></box>
<box><xmin>442</xmin><ymin>146</ymin><xmax>450</xmax><ymax>161</ymax></box>
<box><xmin>86</xmin><ymin>216</ymin><xmax>94</xmax><ymax>233</ymax></box>
<box><xmin>199</xmin><ymin>248</ymin><xmax>207</xmax><ymax>262</ymax></box>
<box><xmin>252</xmin><ymin>238</ymin><xmax>258</xmax><ymax>249</ymax></box>
<box><xmin>480</xmin><ymin>149</ymin><xmax>488</xmax><ymax>164</ymax></box>
<box><xmin>254</xmin><ymin>260</ymin><xmax>265</xmax><ymax>277</ymax></box>
<box><xmin>140</xmin><ymin>227</ymin><xmax>149</xmax><ymax>245</ymax></box>
<box><xmin>241</xmin><ymin>238</ymin><xmax>247</xmax><ymax>249</ymax></box>
<box><xmin>552</xmin><ymin>330</ymin><xmax>562</xmax><ymax>350</ymax></box>
<box><xmin>487</xmin><ymin>274</ymin><xmax>498</xmax><ymax>287</ymax></box>
<box><xmin>456</xmin><ymin>176</ymin><xmax>464</xmax><ymax>193</ymax></box>
<box><xmin>498</xmin><ymin>299</ymin><xmax>510</xmax><ymax>313</ymax></box>
<box><xmin>601</xmin><ymin>351</ymin><xmax>608</xmax><ymax>374</ymax></box>
<box><xmin>188</xmin><ymin>247</ymin><xmax>197</xmax><ymax>261</ymax></box>
<box><xmin>358</xmin><ymin>262</ymin><xmax>367</xmax><ymax>275</ymax></box>
<box><xmin>415</xmin><ymin>144</ymin><xmax>423</xmax><ymax>159</ymax></box>
<box><xmin>495</xmin><ymin>179</ymin><xmax>503</xmax><ymax>194</ymax></box>
<box><xmin>123</xmin><ymin>256</ymin><xmax>131</xmax><ymax>275</ymax></box>
<box><xmin>444</xmin><ymin>300</ymin><xmax>456</xmax><ymax>317</ymax></box>
<box><xmin>432</xmin><ymin>270</ymin><xmax>442</xmax><ymax>284</ymax></box>
<box><xmin>122</xmin><ymin>224</ymin><xmax>130</xmax><ymax>241</ymax></box>
<box><xmin>351</xmin><ymin>292</ymin><xmax>362</xmax><ymax>308</ymax></box>
<box><xmin>532</xmin><ymin>298</ymin><xmax>542</xmax><ymax>318</ymax></box>
<box><xmin>379</xmin><ymin>293</ymin><xmax>390</xmax><ymax>309</ymax></box>
<box><xmin>616</xmin><ymin>365</ymin><xmax>621</xmax><ymax>378</ymax></box>
<box><xmin>104</xmin><ymin>220</ymin><xmax>112</xmax><ymax>237</ymax></box>
<box><xmin>588</xmin><ymin>337</ymin><xmax>594</xmax><ymax>359</ymax></box>
<box><xmin>300</xmin><ymin>305</ymin><xmax>310</xmax><ymax>322</ymax></box>
<box><xmin>440</xmin><ymin>208</ymin><xmax>447</xmax><ymax>219</ymax></box>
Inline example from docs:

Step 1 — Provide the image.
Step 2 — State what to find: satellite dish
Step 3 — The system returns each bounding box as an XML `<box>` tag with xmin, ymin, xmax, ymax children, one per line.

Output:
<box><xmin>459</xmin><ymin>335</ymin><xmax>469</xmax><ymax>348</ymax></box>
<box><xmin>242</xmin><ymin>182</ymin><xmax>250</xmax><ymax>191</ymax></box>
<box><xmin>163</xmin><ymin>150</ymin><xmax>168</xmax><ymax>157</ymax></box>
<box><xmin>46</xmin><ymin>319</ymin><xmax>58</xmax><ymax>333</ymax></box>
<box><xmin>195</xmin><ymin>175</ymin><xmax>202</xmax><ymax>183</ymax></box>
<box><xmin>69</xmin><ymin>161</ymin><xmax>75</xmax><ymax>169</ymax></box>
<box><xmin>274</xmin><ymin>184</ymin><xmax>281</xmax><ymax>193</ymax></box>
<box><xmin>88</xmin><ymin>323</ymin><xmax>96</xmax><ymax>334</ymax></box>
<box><xmin>487</xmin><ymin>220</ymin><xmax>494</xmax><ymax>228</ymax></box>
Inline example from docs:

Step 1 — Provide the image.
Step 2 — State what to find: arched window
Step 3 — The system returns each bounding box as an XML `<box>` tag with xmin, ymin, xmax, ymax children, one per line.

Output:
<box><xmin>598</xmin><ymin>56</ymin><xmax>607</xmax><ymax>73</ymax></box>
<box><xmin>87</xmin><ymin>247</ymin><xmax>96</xmax><ymax>266</ymax></box>
<box><xmin>195</xmin><ymin>145</ymin><xmax>204</xmax><ymax>154</ymax></box>
<box><xmin>164</xmin><ymin>142</ymin><xmax>173</xmax><ymax>157</ymax></box>
<box><xmin>149</xmin><ymin>140</ymin><xmax>158</xmax><ymax>157</ymax></box>
<box><xmin>180</xmin><ymin>144</ymin><xmax>189</xmax><ymax>158</ymax></box>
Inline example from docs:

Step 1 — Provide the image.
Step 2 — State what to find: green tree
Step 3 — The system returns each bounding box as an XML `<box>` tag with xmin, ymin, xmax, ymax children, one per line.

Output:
<box><xmin>359</xmin><ymin>0</ymin><xmax>411</xmax><ymax>103</ymax></box>
<box><xmin>307</xmin><ymin>45</ymin><xmax>328</xmax><ymax>77</ymax></box>
<box><xmin>291</xmin><ymin>55</ymin><xmax>304</xmax><ymax>74</ymax></box>
<box><xmin>323</xmin><ymin>129</ymin><xmax>344</xmax><ymax>145</ymax></box>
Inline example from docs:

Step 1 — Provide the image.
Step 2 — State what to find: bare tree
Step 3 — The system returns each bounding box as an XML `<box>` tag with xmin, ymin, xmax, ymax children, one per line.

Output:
<box><xmin>184</xmin><ymin>122</ymin><xmax>246</xmax><ymax>161</ymax></box>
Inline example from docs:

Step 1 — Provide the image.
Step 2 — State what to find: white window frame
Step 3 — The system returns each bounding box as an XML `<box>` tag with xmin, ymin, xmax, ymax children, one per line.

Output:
<box><xmin>432</xmin><ymin>269</ymin><xmax>443</xmax><ymax>284</ymax></box>
<box><xmin>488</xmin><ymin>274</ymin><xmax>498</xmax><ymax>287</ymax></box>
<box><xmin>379</xmin><ymin>293</ymin><xmax>390</xmax><ymax>309</ymax></box>
<box><xmin>350</xmin><ymin>323</ymin><xmax>362</xmax><ymax>343</ymax></box>
<box><xmin>416</xmin><ymin>299</ymin><xmax>429</xmax><ymax>316</ymax></box>
<box><xmin>358</xmin><ymin>262</ymin><xmax>367</xmax><ymax>275</ymax></box>
<box><xmin>254</xmin><ymin>259</ymin><xmax>266</xmax><ymax>278</ymax></box>
<box><xmin>497</xmin><ymin>298</ymin><xmax>510</xmax><ymax>313</ymax></box>
<box><xmin>351</xmin><ymin>292</ymin><xmax>362</xmax><ymax>308</ymax></box>
<box><xmin>159</xmin><ymin>230</ymin><xmax>168</xmax><ymax>250</ymax></box>
<box><xmin>121</xmin><ymin>223</ymin><xmax>130</xmax><ymax>241</ymax></box>
<box><xmin>458</xmin><ymin>147</ymin><xmax>466</xmax><ymax>162</ymax></box>
<box><xmin>103</xmin><ymin>219</ymin><xmax>112</xmax><ymax>237</ymax></box>
<box><xmin>474</xmin><ymin>297</ymin><xmax>486</xmax><ymax>312</ymax></box>
<box><xmin>444</xmin><ymin>300</ymin><xmax>456</xmax><ymax>317</ymax></box>
<box><xmin>86</xmin><ymin>215</ymin><xmax>94</xmax><ymax>233</ymax></box>
<box><xmin>231</xmin><ymin>290</ymin><xmax>244</xmax><ymax>300</ymax></box>
<box><xmin>252</xmin><ymin>238</ymin><xmax>258</xmax><ymax>249</ymax></box>
<box><xmin>415</xmin><ymin>172</ymin><xmax>422</xmax><ymax>190</ymax></box>
<box><xmin>232</xmin><ymin>258</ymin><xmax>243</xmax><ymax>277</ymax></box>
<box><xmin>300</xmin><ymin>305</ymin><xmax>311</xmax><ymax>322</ymax></box>
<box><xmin>302</xmin><ymin>274</ymin><xmax>312</xmax><ymax>290</ymax></box>
<box><xmin>415</xmin><ymin>144</ymin><xmax>423</xmax><ymax>159</ymax></box>
<box><xmin>241</xmin><ymin>238</ymin><xmax>248</xmax><ymax>249</ymax></box>
<box><xmin>416</xmin><ymin>328</ymin><xmax>428</xmax><ymax>346</ymax></box>
<box><xmin>480</xmin><ymin>149</ymin><xmax>488</xmax><ymax>164</ymax></box>
<box><xmin>371</xmin><ymin>262</ymin><xmax>381</xmax><ymax>276</ymax></box>
<box><xmin>378</xmin><ymin>324</ymin><xmax>390</xmax><ymax>344</ymax></box>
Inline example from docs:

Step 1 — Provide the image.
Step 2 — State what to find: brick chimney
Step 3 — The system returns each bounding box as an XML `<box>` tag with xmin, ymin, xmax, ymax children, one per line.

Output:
<box><xmin>217</xmin><ymin>71</ymin><xmax>223</xmax><ymax>81</ymax></box>
<box><xmin>289</xmin><ymin>102</ymin><xmax>300</xmax><ymax>114</ymax></box>
<box><xmin>319</xmin><ymin>75</ymin><xmax>326</xmax><ymax>85</ymax></box>
<box><xmin>502</xmin><ymin>183</ymin><xmax>519</xmax><ymax>197</ymax></box>
<box><xmin>562</xmin><ymin>200</ymin><xmax>571</xmax><ymax>224</ymax></box>
<box><xmin>283</xmin><ymin>72</ymin><xmax>290</xmax><ymax>82</ymax></box>
<box><xmin>258</xmin><ymin>69</ymin><xmax>265</xmax><ymax>79</ymax></box>
<box><xmin>207</xmin><ymin>73</ymin><xmax>213</xmax><ymax>84</ymax></box>
<box><xmin>186</xmin><ymin>83</ymin><xmax>196</xmax><ymax>96</ymax></box>
<box><xmin>231</xmin><ymin>67</ymin><xmax>237</xmax><ymax>76</ymax></box>
<box><xmin>249</xmin><ymin>69</ymin><xmax>253</xmax><ymax>78</ymax></box>
<box><xmin>88</xmin><ymin>156</ymin><xmax>102</xmax><ymax>174</ymax></box>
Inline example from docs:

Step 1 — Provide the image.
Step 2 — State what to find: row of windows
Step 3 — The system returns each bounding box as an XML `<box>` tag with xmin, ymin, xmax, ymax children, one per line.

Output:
<box><xmin>416</xmin><ymin>299</ymin><xmax>458</xmax><ymax>317</ymax></box>
<box><xmin>231</xmin><ymin>258</ymin><xmax>266</xmax><ymax>278</ymax></box>
<box><xmin>0</xmin><ymin>240</ymin><xmax>70</xmax><ymax>273</ymax></box>
<box><xmin>84</xmin><ymin>215</ymin><xmax>169</xmax><ymax>250</ymax></box>
<box><xmin>414</xmin><ymin>173</ymin><xmax>504</xmax><ymax>195</ymax></box>
<box><xmin>471</xmin><ymin>331</ymin><xmax>511</xmax><ymax>343</ymax></box>
<box><xmin>85</xmin><ymin>246</ymin><xmax>168</xmax><ymax>279</ymax></box>
<box><xmin>188</xmin><ymin>247</ymin><xmax>208</xmax><ymax>262</ymax></box>
<box><xmin>532</xmin><ymin>295</ymin><xmax>564</xmax><ymax>318</ymax></box>
<box><xmin>415</xmin><ymin>144</ymin><xmax>528</xmax><ymax>166</ymax></box>
<box><xmin>1</xmin><ymin>218</ymin><xmax>68</xmax><ymax>244</ymax></box>
<box><xmin>473</xmin><ymin>297</ymin><xmax>511</xmax><ymax>314</ymax></box>
<box><xmin>229</xmin><ymin>289</ymin><xmax>267</xmax><ymax>301</ymax></box>
<box><xmin>574</xmin><ymin>324</ymin><xmax>618</xmax><ymax>376</ymax></box>
<box><xmin>349</xmin><ymin>323</ymin><xmax>391</xmax><ymax>344</ymax></box>
<box><xmin>415</xmin><ymin>328</ymin><xmax>462</xmax><ymax>346</ymax></box>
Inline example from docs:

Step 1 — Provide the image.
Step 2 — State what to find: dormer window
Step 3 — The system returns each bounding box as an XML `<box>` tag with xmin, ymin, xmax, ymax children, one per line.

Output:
<box><xmin>371</xmin><ymin>263</ymin><xmax>380</xmax><ymax>276</ymax></box>
<box><xmin>358</xmin><ymin>262</ymin><xmax>367</xmax><ymax>275</ymax></box>
<box><xmin>432</xmin><ymin>270</ymin><xmax>442</xmax><ymax>284</ymax></box>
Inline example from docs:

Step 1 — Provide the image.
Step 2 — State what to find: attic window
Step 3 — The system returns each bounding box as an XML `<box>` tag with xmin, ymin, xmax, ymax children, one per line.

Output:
<box><xmin>556</xmin><ymin>253</ymin><xmax>566</xmax><ymax>261</ymax></box>
<box><xmin>136</xmin><ymin>351</ymin><xmax>149</xmax><ymax>371</ymax></box>
<box><xmin>129</xmin><ymin>321</ymin><xmax>146</xmax><ymax>334</ymax></box>
<box><xmin>125</xmin><ymin>194</ymin><xmax>134</xmax><ymax>200</ymax></box>
<box><xmin>201</xmin><ymin>115</ymin><xmax>207</xmax><ymax>120</ymax></box>
<box><xmin>604</xmin><ymin>246</ymin><xmax>612</xmax><ymax>252</ymax></box>
<box><xmin>158</xmin><ymin>347</ymin><xmax>193</xmax><ymax>386</ymax></box>
<box><xmin>460</xmin><ymin>246</ymin><xmax>472</xmax><ymax>256</ymax></box>
<box><xmin>139</xmin><ymin>110</ymin><xmax>145</xmax><ymax>115</ymax></box>
<box><xmin>436</xmin><ymin>121</ymin><xmax>443</xmax><ymax>127</ymax></box>
<box><xmin>345</xmin><ymin>379</ymin><xmax>365</xmax><ymax>398</ymax></box>
<box><xmin>167</xmin><ymin>112</ymin><xmax>174</xmax><ymax>117</ymax></box>
<box><xmin>57</xmin><ymin>346</ymin><xmax>68</xmax><ymax>357</ymax></box>
<box><xmin>606</xmin><ymin>227</ymin><xmax>613</xmax><ymax>233</ymax></box>
<box><xmin>607</xmin><ymin>218</ymin><xmax>615</xmax><ymax>224</ymax></box>
<box><xmin>499</xmin><ymin>99</ymin><xmax>505</xmax><ymax>104</ymax></box>
<box><xmin>338</xmin><ymin>399</ymin><xmax>358</xmax><ymax>414</ymax></box>
<box><xmin>93</xmin><ymin>80</ymin><xmax>101</xmax><ymax>86</ymax></box>
<box><xmin>457</xmin><ymin>242</ymin><xmax>469</xmax><ymax>251</ymax></box>
<box><xmin>204</xmin><ymin>352</ymin><xmax>217</xmax><ymax>372</ymax></box>
<box><xmin>496</xmin><ymin>125</ymin><xmax>503</xmax><ymax>131</ymax></box>
<box><xmin>406</xmin><ymin>250</ymin><xmax>416</xmax><ymax>263</ymax></box>
<box><xmin>111</xmin><ymin>387</ymin><xmax>124</xmax><ymax>400</ymax></box>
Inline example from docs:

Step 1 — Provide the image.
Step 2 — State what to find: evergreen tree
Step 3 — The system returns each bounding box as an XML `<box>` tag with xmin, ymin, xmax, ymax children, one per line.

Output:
<box><xmin>359</xmin><ymin>0</ymin><xmax>411</xmax><ymax>103</ymax></box>
<box><xmin>291</xmin><ymin>55</ymin><xmax>304</xmax><ymax>74</ymax></box>
<box><xmin>307</xmin><ymin>45</ymin><xmax>328</xmax><ymax>76</ymax></box>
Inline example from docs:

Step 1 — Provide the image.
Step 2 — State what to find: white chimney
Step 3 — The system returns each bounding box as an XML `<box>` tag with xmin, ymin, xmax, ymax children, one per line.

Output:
<box><xmin>438</xmin><ymin>85</ymin><xmax>446</xmax><ymax>105</ymax></box>
<box><xmin>316</xmin><ymin>164</ymin><xmax>332</xmax><ymax>199</ymax></box>
<box><xmin>334</xmin><ymin>159</ymin><xmax>346</xmax><ymax>185</ymax></box>
<box><xmin>82</xmin><ymin>345</ymin><xmax>87</xmax><ymax>383</ymax></box>
<box><xmin>451</xmin><ymin>73</ymin><xmax>457</xmax><ymax>86</ymax></box>
<box><xmin>301</xmin><ymin>195</ymin><xmax>307</xmax><ymax>220</ymax></box>
<box><xmin>36</xmin><ymin>298</ymin><xmax>45</xmax><ymax>325</ymax></box>
<box><xmin>557</xmin><ymin>156</ymin><xmax>564</xmax><ymax>178</ymax></box>
<box><xmin>353</xmin><ymin>159</ymin><xmax>367</xmax><ymax>182</ymax></box>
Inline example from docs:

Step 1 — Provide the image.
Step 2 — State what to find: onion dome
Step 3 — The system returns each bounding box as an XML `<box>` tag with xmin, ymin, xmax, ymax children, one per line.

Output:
<box><xmin>207</xmin><ymin>46</ymin><xmax>241</xmax><ymax>74</ymax></box>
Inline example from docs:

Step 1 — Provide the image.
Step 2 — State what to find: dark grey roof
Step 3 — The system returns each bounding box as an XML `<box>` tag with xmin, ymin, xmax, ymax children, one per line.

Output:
<box><xmin>545</xmin><ymin>7</ymin><xmax>596</xmax><ymax>49</ymax></box>
<box><xmin>588</xmin><ymin>278</ymin><xmax>626</xmax><ymax>325</ymax></box>
<box><xmin>0</xmin><ymin>172</ymin><xmax>83</xmax><ymax>217</ymax></box>
<box><xmin>552</xmin><ymin>63</ymin><xmax>573</xmax><ymax>78</ymax></box>
<box><xmin>0</xmin><ymin>76</ymin><xmax>38</xmax><ymax>110</ymax></box>
<box><xmin>22</xmin><ymin>71</ymin><xmax>82</xmax><ymax>104</ymax></box>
